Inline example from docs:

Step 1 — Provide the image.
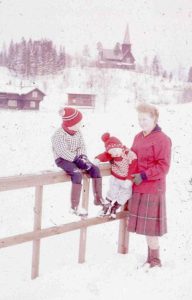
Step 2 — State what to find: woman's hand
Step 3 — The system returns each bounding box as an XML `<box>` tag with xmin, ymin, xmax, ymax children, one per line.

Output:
<box><xmin>131</xmin><ymin>173</ymin><xmax>143</xmax><ymax>185</ymax></box>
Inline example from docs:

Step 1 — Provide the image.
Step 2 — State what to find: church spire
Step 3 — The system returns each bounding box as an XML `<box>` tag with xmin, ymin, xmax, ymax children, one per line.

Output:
<box><xmin>123</xmin><ymin>24</ymin><xmax>130</xmax><ymax>45</ymax></box>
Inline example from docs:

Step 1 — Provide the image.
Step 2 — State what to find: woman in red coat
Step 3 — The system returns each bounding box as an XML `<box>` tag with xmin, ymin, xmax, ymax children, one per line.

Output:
<box><xmin>128</xmin><ymin>103</ymin><xmax>172</xmax><ymax>268</ymax></box>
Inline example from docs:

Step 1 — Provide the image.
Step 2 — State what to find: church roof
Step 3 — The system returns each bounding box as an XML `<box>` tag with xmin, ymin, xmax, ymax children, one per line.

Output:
<box><xmin>101</xmin><ymin>49</ymin><xmax>123</xmax><ymax>61</ymax></box>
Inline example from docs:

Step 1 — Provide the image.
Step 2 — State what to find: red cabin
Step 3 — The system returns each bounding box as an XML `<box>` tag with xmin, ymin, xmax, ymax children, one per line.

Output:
<box><xmin>0</xmin><ymin>88</ymin><xmax>45</xmax><ymax>110</ymax></box>
<box><xmin>67</xmin><ymin>93</ymin><xmax>96</xmax><ymax>108</ymax></box>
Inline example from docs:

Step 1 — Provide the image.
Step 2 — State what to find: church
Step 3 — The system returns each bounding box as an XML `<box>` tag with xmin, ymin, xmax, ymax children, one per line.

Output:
<box><xmin>97</xmin><ymin>24</ymin><xmax>135</xmax><ymax>70</ymax></box>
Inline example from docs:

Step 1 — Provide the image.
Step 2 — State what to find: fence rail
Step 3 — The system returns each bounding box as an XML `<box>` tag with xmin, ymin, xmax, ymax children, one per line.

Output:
<box><xmin>0</xmin><ymin>163</ymin><xmax>129</xmax><ymax>279</ymax></box>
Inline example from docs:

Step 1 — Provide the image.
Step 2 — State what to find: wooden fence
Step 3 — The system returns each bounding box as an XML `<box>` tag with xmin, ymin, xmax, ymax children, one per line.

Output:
<box><xmin>0</xmin><ymin>163</ymin><xmax>129</xmax><ymax>279</ymax></box>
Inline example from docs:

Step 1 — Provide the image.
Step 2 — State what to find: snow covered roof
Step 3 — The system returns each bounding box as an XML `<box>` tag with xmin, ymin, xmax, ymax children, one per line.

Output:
<box><xmin>0</xmin><ymin>86</ymin><xmax>45</xmax><ymax>96</ymax></box>
<box><xmin>21</xmin><ymin>87</ymin><xmax>45</xmax><ymax>96</ymax></box>
<box><xmin>65</xmin><ymin>88</ymin><xmax>96</xmax><ymax>95</ymax></box>
<box><xmin>101</xmin><ymin>49</ymin><xmax>123</xmax><ymax>61</ymax></box>
<box><xmin>100</xmin><ymin>50</ymin><xmax>134</xmax><ymax>63</ymax></box>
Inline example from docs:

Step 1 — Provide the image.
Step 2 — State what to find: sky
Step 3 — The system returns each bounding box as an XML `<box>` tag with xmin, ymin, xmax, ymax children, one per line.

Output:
<box><xmin>0</xmin><ymin>0</ymin><xmax>192</xmax><ymax>71</ymax></box>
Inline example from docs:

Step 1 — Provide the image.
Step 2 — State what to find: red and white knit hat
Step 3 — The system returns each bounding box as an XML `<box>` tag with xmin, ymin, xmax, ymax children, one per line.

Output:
<box><xmin>59</xmin><ymin>107</ymin><xmax>82</xmax><ymax>127</ymax></box>
<box><xmin>102</xmin><ymin>132</ymin><xmax>123</xmax><ymax>152</ymax></box>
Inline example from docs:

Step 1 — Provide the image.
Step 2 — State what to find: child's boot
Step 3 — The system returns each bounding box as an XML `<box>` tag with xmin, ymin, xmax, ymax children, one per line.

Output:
<box><xmin>70</xmin><ymin>207</ymin><xmax>88</xmax><ymax>217</ymax></box>
<box><xmin>92</xmin><ymin>177</ymin><xmax>104</xmax><ymax>205</ymax></box>
<box><xmin>109</xmin><ymin>201</ymin><xmax>121</xmax><ymax>219</ymax></box>
<box><xmin>98</xmin><ymin>198</ymin><xmax>111</xmax><ymax>217</ymax></box>
<box><xmin>70</xmin><ymin>183</ymin><xmax>88</xmax><ymax>217</ymax></box>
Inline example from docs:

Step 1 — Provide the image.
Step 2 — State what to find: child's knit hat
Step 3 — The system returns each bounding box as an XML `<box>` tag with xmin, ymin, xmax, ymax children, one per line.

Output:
<box><xmin>102</xmin><ymin>132</ymin><xmax>123</xmax><ymax>152</ymax></box>
<box><xmin>59</xmin><ymin>107</ymin><xmax>82</xmax><ymax>127</ymax></box>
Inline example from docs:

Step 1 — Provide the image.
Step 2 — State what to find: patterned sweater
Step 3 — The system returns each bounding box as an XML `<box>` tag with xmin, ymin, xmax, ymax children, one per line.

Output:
<box><xmin>96</xmin><ymin>149</ymin><xmax>138</xmax><ymax>180</ymax></box>
<box><xmin>51</xmin><ymin>128</ymin><xmax>87</xmax><ymax>162</ymax></box>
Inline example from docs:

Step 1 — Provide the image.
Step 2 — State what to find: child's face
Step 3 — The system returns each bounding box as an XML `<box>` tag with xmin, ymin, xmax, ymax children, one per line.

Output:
<box><xmin>108</xmin><ymin>148</ymin><xmax>123</xmax><ymax>157</ymax></box>
<box><xmin>68</xmin><ymin>121</ymin><xmax>82</xmax><ymax>131</ymax></box>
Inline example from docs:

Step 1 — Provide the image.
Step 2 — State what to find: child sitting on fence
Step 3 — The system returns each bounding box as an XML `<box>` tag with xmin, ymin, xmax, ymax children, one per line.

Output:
<box><xmin>51</xmin><ymin>106</ymin><xmax>104</xmax><ymax>217</ymax></box>
<box><xmin>94</xmin><ymin>133</ymin><xmax>137</xmax><ymax>218</ymax></box>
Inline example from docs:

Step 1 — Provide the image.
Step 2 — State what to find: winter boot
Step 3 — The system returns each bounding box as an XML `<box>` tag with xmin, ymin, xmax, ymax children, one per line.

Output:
<box><xmin>109</xmin><ymin>201</ymin><xmax>121</xmax><ymax>219</ymax></box>
<box><xmin>69</xmin><ymin>207</ymin><xmax>88</xmax><ymax>218</ymax></box>
<box><xmin>92</xmin><ymin>177</ymin><xmax>104</xmax><ymax>206</ymax></box>
<box><xmin>124</xmin><ymin>200</ymin><xmax>129</xmax><ymax>211</ymax></box>
<box><xmin>71</xmin><ymin>183</ymin><xmax>82</xmax><ymax>209</ymax></box>
<box><xmin>146</xmin><ymin>246</ymin><xmax>150</xmax><ymax>263</ymax></box>
<box><xmin>98</xmin><ymin>198</ymin><xmax>112</xmax><ymax>217</ymax></box>
<box><xmin>142</xmin><ymin>247</ymin><xmax>150</xmax><ymax>267</ymax></box>
<box><xmin>69</xmin><ymin>183</ymin><xmax>88</xmax><ymax>217</ymax></box>
<box><xmin>149</xmin><ymin>248</ymin><xmax>162</xmax><ymax>268</ymax></box>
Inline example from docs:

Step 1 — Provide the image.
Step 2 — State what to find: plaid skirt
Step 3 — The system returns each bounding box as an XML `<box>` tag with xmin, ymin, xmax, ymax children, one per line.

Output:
<box><xmin>127</xmin><ymin>192</ymin><xmax>167</xmax><ymax>236</ymax></box>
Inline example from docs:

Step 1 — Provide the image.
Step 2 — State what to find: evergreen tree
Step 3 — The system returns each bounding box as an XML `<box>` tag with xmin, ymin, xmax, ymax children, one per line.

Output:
<box><xmin>57</xmin><ymin>46</ymin><xmax>65</xmax><ymax>71</ymax></box>
<box><xmin>143</xmin><ymin>56</ymin><xmax>149</xmax><ymax>73</ymax></box>
<box><xmin>188</xmin><ymin>66</ymin><xmax>192</xmax><ymax>82</ymax></box>
<box><xmin>114</xmin><ymin>42</ymin><xmax>121</xmax><ymax>55</ymax></box>
<box><xmin>162</xmin><ymin>70</ymin><xmax>168</xmax><ymax>79</ymax></box>
<box><xmin>169</xmin><ymin>72</ymin><xmax>173</xmax><ymax>82</ymax></box>
<box><xmin>96</xmin><ymin>41</ymin><xmax>103</xmax><ymax>52</ymax></box>
<box><xmin>0</xmin><ymin>38</ymin><xmax>67</xmax><ymax>77</ymax></box>
<box><xmin>151</xmin><ymin>55</ymin><xmax>162</xmax><ymax>76</ymax></box>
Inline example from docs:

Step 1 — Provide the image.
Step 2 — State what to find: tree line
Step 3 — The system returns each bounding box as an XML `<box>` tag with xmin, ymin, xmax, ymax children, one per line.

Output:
<box><xmin>0</xmin><ymin>38</ymin><xmax>191</xmax><ymax>82</ymax></box>
<box><xmin>0</xmin><ymin>38</ymin><xmax>66</xmax><ymax>77</ymax></box>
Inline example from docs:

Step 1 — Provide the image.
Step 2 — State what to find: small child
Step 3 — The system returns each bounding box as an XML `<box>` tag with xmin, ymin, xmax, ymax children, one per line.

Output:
<box><xmin>51</xmin><ymin>106</ymin><xmax>104</xmax><ymax>217</ymax></box>
<box><xmin>94</xmin><ymin>132</ymin><xmax>137</xmax><ymax>218</ymax></box>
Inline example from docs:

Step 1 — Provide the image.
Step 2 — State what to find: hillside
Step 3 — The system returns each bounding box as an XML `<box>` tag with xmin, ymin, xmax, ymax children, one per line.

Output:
<box><xmin>0</xmin><ymin>101</ymin><xmax>192</xmax><ymax>300</ymax></box>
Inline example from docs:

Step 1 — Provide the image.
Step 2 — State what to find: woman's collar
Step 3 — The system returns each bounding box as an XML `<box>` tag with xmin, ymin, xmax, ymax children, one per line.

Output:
<box><xmin>143</xmin><ymin>124</ymin><xmax>161</xmax><ymax>136</ymax></box>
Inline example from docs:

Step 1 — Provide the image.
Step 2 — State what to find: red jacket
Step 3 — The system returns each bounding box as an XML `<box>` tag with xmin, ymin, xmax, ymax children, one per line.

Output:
<box><xmin>96</xmin><ymin>148</ymin><xmax>138</xmax><ymax>180</ymax></box>
<box><xmin>131</xmin><ymin>125</ymin><xmax>172</xmax><ymax>194</ymax></box>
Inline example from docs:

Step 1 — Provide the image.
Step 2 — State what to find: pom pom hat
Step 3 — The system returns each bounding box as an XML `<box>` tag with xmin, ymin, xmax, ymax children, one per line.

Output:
<box><xmin>59</xmin><ymin>107</ymin><xmax>82</xmax><ymax>127</ymax></box>
<box><xmin>102</xmin><ymin>132</ymin><xmax>123</xmax><ymax>152</ymax></box>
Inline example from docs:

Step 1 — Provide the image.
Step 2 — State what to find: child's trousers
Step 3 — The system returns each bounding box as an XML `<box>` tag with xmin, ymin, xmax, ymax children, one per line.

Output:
<box><xmin>55</xmin><ymin>157</ymin><xmax>101</xmax><ymax>183</ymax></box>
<box><xmin>106</xmin><ymin>176</ymin><xmax>132</xmax><ymax>205</ymax></box>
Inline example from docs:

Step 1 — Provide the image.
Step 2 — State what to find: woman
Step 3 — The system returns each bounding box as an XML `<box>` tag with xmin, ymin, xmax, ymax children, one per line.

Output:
<box><xmin>128</xmin><ymin>103</ymin><xmax>172</xmax><ymax>268</ymax></box>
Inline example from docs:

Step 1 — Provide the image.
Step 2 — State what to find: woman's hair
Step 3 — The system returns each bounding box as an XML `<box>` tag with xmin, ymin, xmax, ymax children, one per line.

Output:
<box><xmin>136</xmin><ymin>103</ymin><xmax>159</xmax><ymax>122</ymax></box>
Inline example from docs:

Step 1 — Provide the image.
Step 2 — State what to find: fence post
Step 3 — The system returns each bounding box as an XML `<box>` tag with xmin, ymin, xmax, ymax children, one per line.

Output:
<box><xmin>118</xmin><ymin>205</ymin><xmax>129</xmax><ymax>254</ymax></box>
<box><xmin>31</xmin><ymin>185</ymin><xmax>43</xmax><ymax>279</ymax></box>
<box><xmin>78</xmin><ymin>176</ymin><xmax>90</xmax><ymax>263</ymax></box>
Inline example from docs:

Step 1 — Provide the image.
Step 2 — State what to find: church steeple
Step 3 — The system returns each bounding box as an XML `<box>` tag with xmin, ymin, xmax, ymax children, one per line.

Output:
<box><xmin>97</xmin><ymin>23</ymin><xmax>135</xmax><ymax>69</ymax></box>
<box><xmin>122</xmin><ymin>24</ymin><xmax>131</xmax><ymax>55</ymax></box>
<box><xmin>121</xmin><ymin>23</ymin><xmax>135</xmax><ymax>64</ymax></box>
<box><xmin>123</xmin><ymin>24</ymin><xmax>130</xmax><ymax>45</ymax></box>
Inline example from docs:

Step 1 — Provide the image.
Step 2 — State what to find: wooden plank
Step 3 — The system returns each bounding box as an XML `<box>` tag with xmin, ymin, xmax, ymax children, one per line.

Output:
<box><xmin>0</xmin><ymin>164</ymin><xmax>110</xmax><ymax>191</ymax></box>
<box><xmin>0</xmin><ymin>211</ymin><xmax>128</xmax><ymax>249</ymax></box>
<box><xmin>78</xmin><ymin>177</ymin><xmax>90</xmax><ymax>263</ymax></box>
<box><xmin>118</xmin><ymin>207</ymin><xmax>129</xmax><ymax>254</ymax></box>
<box><xmin>31</xmin><ymin>185</ymin><xmax>43</xmax><ymax>279</ymax></box>
<box><xmin>0</xmin><ymin>171</ymin><xmax>70</xmax><ymax>191</ymax></box>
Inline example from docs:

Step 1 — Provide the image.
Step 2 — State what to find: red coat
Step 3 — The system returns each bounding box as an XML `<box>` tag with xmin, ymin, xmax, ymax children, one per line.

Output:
<box><xmin>131</xmin><ymin>126</ymin><xmax>172</xmax><ymax>194</ymax></box>
<box><xmin>96</xmin><ymin>147</ymin><xmax>138</xmax><ymax>180</ymax></box>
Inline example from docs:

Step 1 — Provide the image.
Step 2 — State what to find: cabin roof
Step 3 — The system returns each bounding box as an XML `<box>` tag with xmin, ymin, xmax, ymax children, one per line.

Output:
<box><xmin>0</xmin><ymin>87</ymin><xmax>45</xmax><ymax>96</ymax></box>
<box><xmin>67</xmin><ymin>92</ymin><xmax>96</xmax><ymax>96</ymax></box>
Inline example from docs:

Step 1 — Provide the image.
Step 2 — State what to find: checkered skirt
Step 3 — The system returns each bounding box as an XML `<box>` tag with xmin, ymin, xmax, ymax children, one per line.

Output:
<box><xmin>127</xmin><ymin>192</ymin><xmax>167</xmax><ymax>236</ymax></box>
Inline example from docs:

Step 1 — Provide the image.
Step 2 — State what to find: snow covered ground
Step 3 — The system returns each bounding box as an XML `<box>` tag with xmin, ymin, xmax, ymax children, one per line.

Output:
<box><xmin>0</xmin><ymin>101</ymin><xmax>192</xmax><ymax>300</ymax></box>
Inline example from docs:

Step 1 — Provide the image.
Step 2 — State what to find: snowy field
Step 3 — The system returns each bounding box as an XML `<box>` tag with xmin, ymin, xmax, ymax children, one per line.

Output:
<box><xmin>0</xmin><ymin>101</ymin><xmax>192</xmax><ymax>300</ymax></box>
